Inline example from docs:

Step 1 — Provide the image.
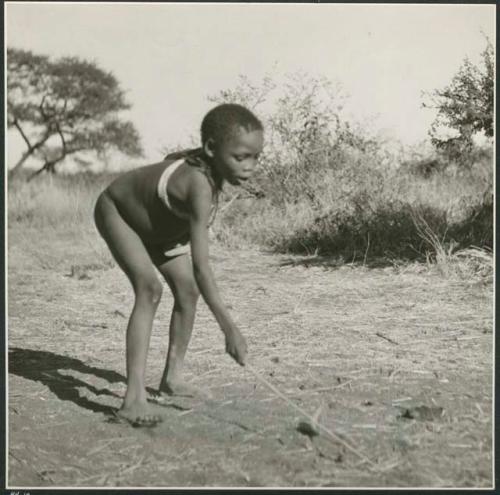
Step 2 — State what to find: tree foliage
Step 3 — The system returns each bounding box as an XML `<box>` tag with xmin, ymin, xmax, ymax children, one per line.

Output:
<box><xmin>423</xmin><ymin>38</ymin><xmax>494</xmax><ymax>164</ymax></box>
<box><xmin>7</xmin><ymin>48</ymin><xmax>143</xmax><ymax>178</ymax></box>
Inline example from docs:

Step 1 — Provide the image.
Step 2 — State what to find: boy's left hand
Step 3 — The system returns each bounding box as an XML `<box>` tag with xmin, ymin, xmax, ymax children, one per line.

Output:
<box><xmin>224</xmin><ymin>329</ymin><xmax>247</xmax><ymax>366</ymax></box>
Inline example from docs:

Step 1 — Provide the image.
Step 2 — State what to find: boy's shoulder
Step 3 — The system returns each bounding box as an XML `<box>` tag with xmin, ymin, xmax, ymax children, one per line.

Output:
<box><xmin>184</xmin><ymin>162</ymin><xmax>214</xmax><ymax>193</ymax></box>
<box><xmin>164</xmin><ymin>147</ymin><xmax>204</xmax><ymax>164</ymax></box>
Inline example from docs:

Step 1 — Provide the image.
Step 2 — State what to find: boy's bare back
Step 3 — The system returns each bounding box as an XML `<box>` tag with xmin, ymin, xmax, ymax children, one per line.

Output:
<box><xmin>105</xmin><ymin>158</ymin><xmax>213</xmax><ymax>247</ymax></box>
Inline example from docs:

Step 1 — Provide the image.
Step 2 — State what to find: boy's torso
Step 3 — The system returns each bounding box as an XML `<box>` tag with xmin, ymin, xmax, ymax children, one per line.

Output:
<box><xmin>106</xmin><ymin>159</ymin><xmax>191</xmax><ymax>246</ymax></box>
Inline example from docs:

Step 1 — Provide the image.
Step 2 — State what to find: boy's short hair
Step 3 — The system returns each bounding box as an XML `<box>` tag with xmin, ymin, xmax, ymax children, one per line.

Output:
<box><xmin>201</xmin><ymin>103</ymin><xmax>263</xmax><ymax>145</ymax></box>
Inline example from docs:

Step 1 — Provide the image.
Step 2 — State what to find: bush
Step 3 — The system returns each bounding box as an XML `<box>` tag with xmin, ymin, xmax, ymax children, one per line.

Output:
<box><xmin>423</xmin><ymin>38</ymin><xmax>494</xmax><ymax>167</ymax></box>
<box><xmin>208</xmin><ymin>71</ymin><xmax>493</xmax><ymax>263</ymax></box>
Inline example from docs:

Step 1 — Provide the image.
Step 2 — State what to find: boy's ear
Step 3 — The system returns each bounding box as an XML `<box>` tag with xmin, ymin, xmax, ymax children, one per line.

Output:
<box><xmin>203</xmin><ymin>138</ymin><xmax>216</xmax><ymax>158</ymax></box>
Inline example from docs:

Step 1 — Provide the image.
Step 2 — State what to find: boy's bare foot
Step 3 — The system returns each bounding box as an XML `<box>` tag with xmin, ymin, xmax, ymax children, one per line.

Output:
<box><xmin>157</xmin><ymin>380</ymin><xmax>213</xmax><ymax>399</ymax></box>
<box><xmin>116</xmin><ymin>400</ymin><xmax>164</xmax><ymax>427</ymax></box>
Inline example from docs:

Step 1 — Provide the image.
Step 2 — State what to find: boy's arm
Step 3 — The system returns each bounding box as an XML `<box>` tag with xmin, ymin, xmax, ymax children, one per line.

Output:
<box><xmin>187</xmin><ymin>173</ymin><xmax>247</xmax><ymax>364</ymax></box>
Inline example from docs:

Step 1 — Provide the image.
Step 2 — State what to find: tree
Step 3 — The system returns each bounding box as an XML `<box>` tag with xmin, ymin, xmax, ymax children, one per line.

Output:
<box><xmin>423</xmin><ymin>38</ymin><xmax>494</xmax><ymax>164</ymax></box>
<box><xmin>7</xmin><ymin>48</ymin><xmax>143</xmax><ymax>178</ymax></box>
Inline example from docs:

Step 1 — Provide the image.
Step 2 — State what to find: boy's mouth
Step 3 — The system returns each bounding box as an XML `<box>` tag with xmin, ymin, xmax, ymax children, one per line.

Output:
<box><xmin>230</xmin><ymin>176</ymin><xmax>248</xmax><ymax>185</ymax></box>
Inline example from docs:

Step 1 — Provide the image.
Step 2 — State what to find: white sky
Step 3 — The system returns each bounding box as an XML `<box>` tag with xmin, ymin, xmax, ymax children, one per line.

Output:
<box><xmin>5</xmin><ymin>2</ymin><xmax>496</xmax><ymax>168</ymax></box>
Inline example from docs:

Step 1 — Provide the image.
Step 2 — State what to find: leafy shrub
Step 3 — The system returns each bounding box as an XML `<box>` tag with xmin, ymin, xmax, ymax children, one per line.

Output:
<box><xmin>208</xmin><ymin>71</ymin><xmax>493</xmax><ymax>263</ymax></box>
<box><xmin>422</xmin><ymin>37</ymin><xmax>494</xmax><ymax>167</ymax></box>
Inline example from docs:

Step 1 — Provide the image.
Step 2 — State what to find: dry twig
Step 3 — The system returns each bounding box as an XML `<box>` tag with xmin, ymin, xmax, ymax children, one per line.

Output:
<box><xmin>245</xmin><ymin>363</ymin><xmax>377</xmax><ymax>469</ymax></box>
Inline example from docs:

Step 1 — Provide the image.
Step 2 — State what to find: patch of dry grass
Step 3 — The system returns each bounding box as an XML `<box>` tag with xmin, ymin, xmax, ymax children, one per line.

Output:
<box><xmin>8</xmin><ymin>172</ymin><xmax>116</xmax><ymax>271</ymax></box>
<box><xmin>7</xmin><ymin>235</ymin><xmax>493</xmax><ymax>487</ymax></box>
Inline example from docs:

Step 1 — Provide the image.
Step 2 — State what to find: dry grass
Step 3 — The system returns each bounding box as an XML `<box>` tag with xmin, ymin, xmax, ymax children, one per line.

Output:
<box><xmin>7</xmin><ymin>219</ymin><xmax>493</xmax><ymax>487</ymax></box>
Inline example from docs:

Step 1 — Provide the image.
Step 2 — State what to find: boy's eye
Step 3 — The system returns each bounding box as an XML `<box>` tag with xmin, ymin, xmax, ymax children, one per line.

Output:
<box><xmin>235</xmin><ymin>154</ymin><xmax>261</xmax><ymax>162</ymax></box>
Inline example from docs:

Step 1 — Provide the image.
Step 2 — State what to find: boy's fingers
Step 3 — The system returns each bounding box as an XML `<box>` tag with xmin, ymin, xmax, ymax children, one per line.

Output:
<box><xmin>224</xmin><ymin>339</ymin><xmax>247</xmax><ymax>365</ymax></box>
<box><xmin>228</xmin><ymin>350</ymin><xmax>245</xmax><ymax>366</ymax></box>
<box><xmin>238</xmin><ymin>349</ymin><xmax>247</xmax><ymax>366</ymax></box>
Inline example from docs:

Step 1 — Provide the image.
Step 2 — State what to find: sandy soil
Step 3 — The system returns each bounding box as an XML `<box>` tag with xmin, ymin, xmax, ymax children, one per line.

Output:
<box><xmin>7</xmin><ymin>227</ymin><xmax>493</xmax><ymax>488</ymax></box>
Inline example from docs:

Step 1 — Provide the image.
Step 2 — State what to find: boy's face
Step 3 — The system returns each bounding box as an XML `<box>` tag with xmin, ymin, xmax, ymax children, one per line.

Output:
<box><xmin>207</xmin><ymin>127</ymin><xmax>264</xmax><ymax>185</ymax></box>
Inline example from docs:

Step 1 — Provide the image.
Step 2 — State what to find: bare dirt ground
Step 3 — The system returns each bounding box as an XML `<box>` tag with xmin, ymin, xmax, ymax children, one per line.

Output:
<box><xmin>8</xmin><ymin>226</ymin><xmax>493</xmax><ymax>488</ymax></box>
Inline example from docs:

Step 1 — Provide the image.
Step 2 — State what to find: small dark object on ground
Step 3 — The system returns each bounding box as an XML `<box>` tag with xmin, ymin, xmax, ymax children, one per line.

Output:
<box><xmin>399</xmin><ymin>405</ymin><xmax>444</xmax><ymax>421</ymax></box>
<box><xmin>297</xmin><ymin>420</ymin><xmax>320</xmax><ymax>437</ymax></box>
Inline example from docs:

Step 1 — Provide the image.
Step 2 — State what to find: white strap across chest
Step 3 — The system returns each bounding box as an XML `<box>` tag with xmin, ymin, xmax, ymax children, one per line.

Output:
<box><xmin>157</xmin><ymin>159</ymin><xmax>191</xmax><ymax>220</ymax></box>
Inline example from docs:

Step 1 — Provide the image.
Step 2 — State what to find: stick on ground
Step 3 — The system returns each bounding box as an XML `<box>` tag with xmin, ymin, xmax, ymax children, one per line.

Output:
<box><xmin>245</xmin><ymin>363</ymin><xmax>377</xmax><ymax>468</ymax></box>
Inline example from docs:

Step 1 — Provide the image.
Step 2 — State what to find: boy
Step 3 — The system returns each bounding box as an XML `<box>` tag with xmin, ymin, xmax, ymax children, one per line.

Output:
<box><xmin>94</xmin><ymin>104</ymin><xmax>264</xmax><ymax>426</ymax></box>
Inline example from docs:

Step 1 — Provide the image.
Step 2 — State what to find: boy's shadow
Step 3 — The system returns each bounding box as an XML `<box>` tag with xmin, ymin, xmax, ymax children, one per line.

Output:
<box><xmin>8</xmin><ymin>347</ymin><xmax>128</xmax><ymax>416</ymax></box>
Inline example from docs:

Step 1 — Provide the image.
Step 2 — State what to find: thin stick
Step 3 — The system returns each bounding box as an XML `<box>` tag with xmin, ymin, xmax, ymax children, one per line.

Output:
<box><xmin>219</xmin><ymin>193</ymin><xmax>240</xmax><ymax>213</ymax></box>
<box><xmin>294</xmin><ymin>379</ymin><xmax>353</xmax><ymax>396</ymax></box>
<box><xmin>375</xmin><ymin>332</ymin><xmax>399</xmax><ymax>345</ymax></box>
<box><xmin>363</xmin><ymin>232</ymin><xmax>370</xmax><ymax>267</ymax></box>
<box><xmin>117</xmin><ymin>453</ymin><xmax>147</xmax><ymax>476</ymax></box>
<box><xmin>245</xmin><ymin>363</ymin><xmax>376</xmax><ymax>468</ymax></box>
<box><xmin>87</xmin><ymin>438</ymin><xmax>124</xmax><ymax>456</ymax></box>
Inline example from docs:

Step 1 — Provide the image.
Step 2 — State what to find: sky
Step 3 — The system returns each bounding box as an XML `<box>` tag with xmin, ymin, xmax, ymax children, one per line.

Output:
<box><xmin>5</xmin><ymin>2</ymin><xmax>496</xmax><ymax>169</ymax></box>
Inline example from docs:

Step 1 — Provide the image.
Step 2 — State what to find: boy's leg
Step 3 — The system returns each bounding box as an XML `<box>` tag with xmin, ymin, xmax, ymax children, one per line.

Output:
<box><xmin>155</xmin><ymin>253</ymin><xmax>208</xmax><ymax>398</ymax></box>
<box><xmin>94</xmin><ymin>192</ymin><xmax>164</xmax><ymax>424</ymax></box>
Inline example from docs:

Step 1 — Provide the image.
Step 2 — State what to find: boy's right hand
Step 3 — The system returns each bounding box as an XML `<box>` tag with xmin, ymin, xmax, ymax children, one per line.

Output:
<box><xmin>224</xmin><ymin>328</ymin><xmax>247</xmax><ymax>366</ymax></box>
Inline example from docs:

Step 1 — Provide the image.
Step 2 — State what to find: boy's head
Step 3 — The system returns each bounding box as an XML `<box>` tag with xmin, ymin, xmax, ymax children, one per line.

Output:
<box><xmin>201</xmin><ymin>104</ymin><xmax>264</xmax><ymax>186</ymax></box>
<box><xmin>201</xmin><ymin>103</ymin><xmax>263</xmax><ymax>146</ymax></box>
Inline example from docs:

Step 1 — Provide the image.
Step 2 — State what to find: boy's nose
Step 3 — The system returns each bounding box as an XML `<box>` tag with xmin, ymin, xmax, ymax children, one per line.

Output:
<box><xmin>244</xmin><ymin>160</ymin><xmax>257</xmax><ymax>173</ymax></box>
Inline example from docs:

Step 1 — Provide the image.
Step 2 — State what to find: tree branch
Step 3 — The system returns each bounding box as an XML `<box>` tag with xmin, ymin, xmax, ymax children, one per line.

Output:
<box><xmin>9</xmin><ymin>125</ymin><xmax>54</xmax><ymax>175</ymax></box>
<box><xmin>56</xmin><ymin>123</ymin><xmax>67</xmax><ymax>155</ymax></box>
<box><xmin>39</xmin><ymin>94</ymin><xmax>57</xmax><ymax>123</ymax></box>
<box><xmin>12</xmin><ymin>119</ymin><xmax>33</xmax><ymax>150</ymax></box>
<box><xmin>39</xmin><ymin>95</ymin><xmax>48</xmax><ymax>120</ymax></box>
<box><xmin>27</xmin><ymin>145</ymin><xmax>86</xmax><ymax>182</ymax></box>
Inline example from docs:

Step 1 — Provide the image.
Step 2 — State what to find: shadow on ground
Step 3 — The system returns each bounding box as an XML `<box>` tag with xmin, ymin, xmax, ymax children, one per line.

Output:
<box><xmin>8</xmin><ymin>347</ymin><xmax>125</xmax><ymax>416</ymax></box>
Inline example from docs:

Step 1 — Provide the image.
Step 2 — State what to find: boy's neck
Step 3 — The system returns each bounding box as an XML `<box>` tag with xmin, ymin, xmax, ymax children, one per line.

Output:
<box><xmin>189</xmin><ymin>148</ymin><xmax>224</xmax><ymax>189</ymax></box>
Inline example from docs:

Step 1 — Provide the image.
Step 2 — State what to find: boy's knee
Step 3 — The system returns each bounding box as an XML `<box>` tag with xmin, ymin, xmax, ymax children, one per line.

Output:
<box><xmin>136</xmin><ymin>279</ymin><xmax>163</xmax><ymax>304</ymax></box>
<box><xmin>175</xmin><ymin>282</ymin><xmax>199</xmax><ymax>310</ymax></box>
